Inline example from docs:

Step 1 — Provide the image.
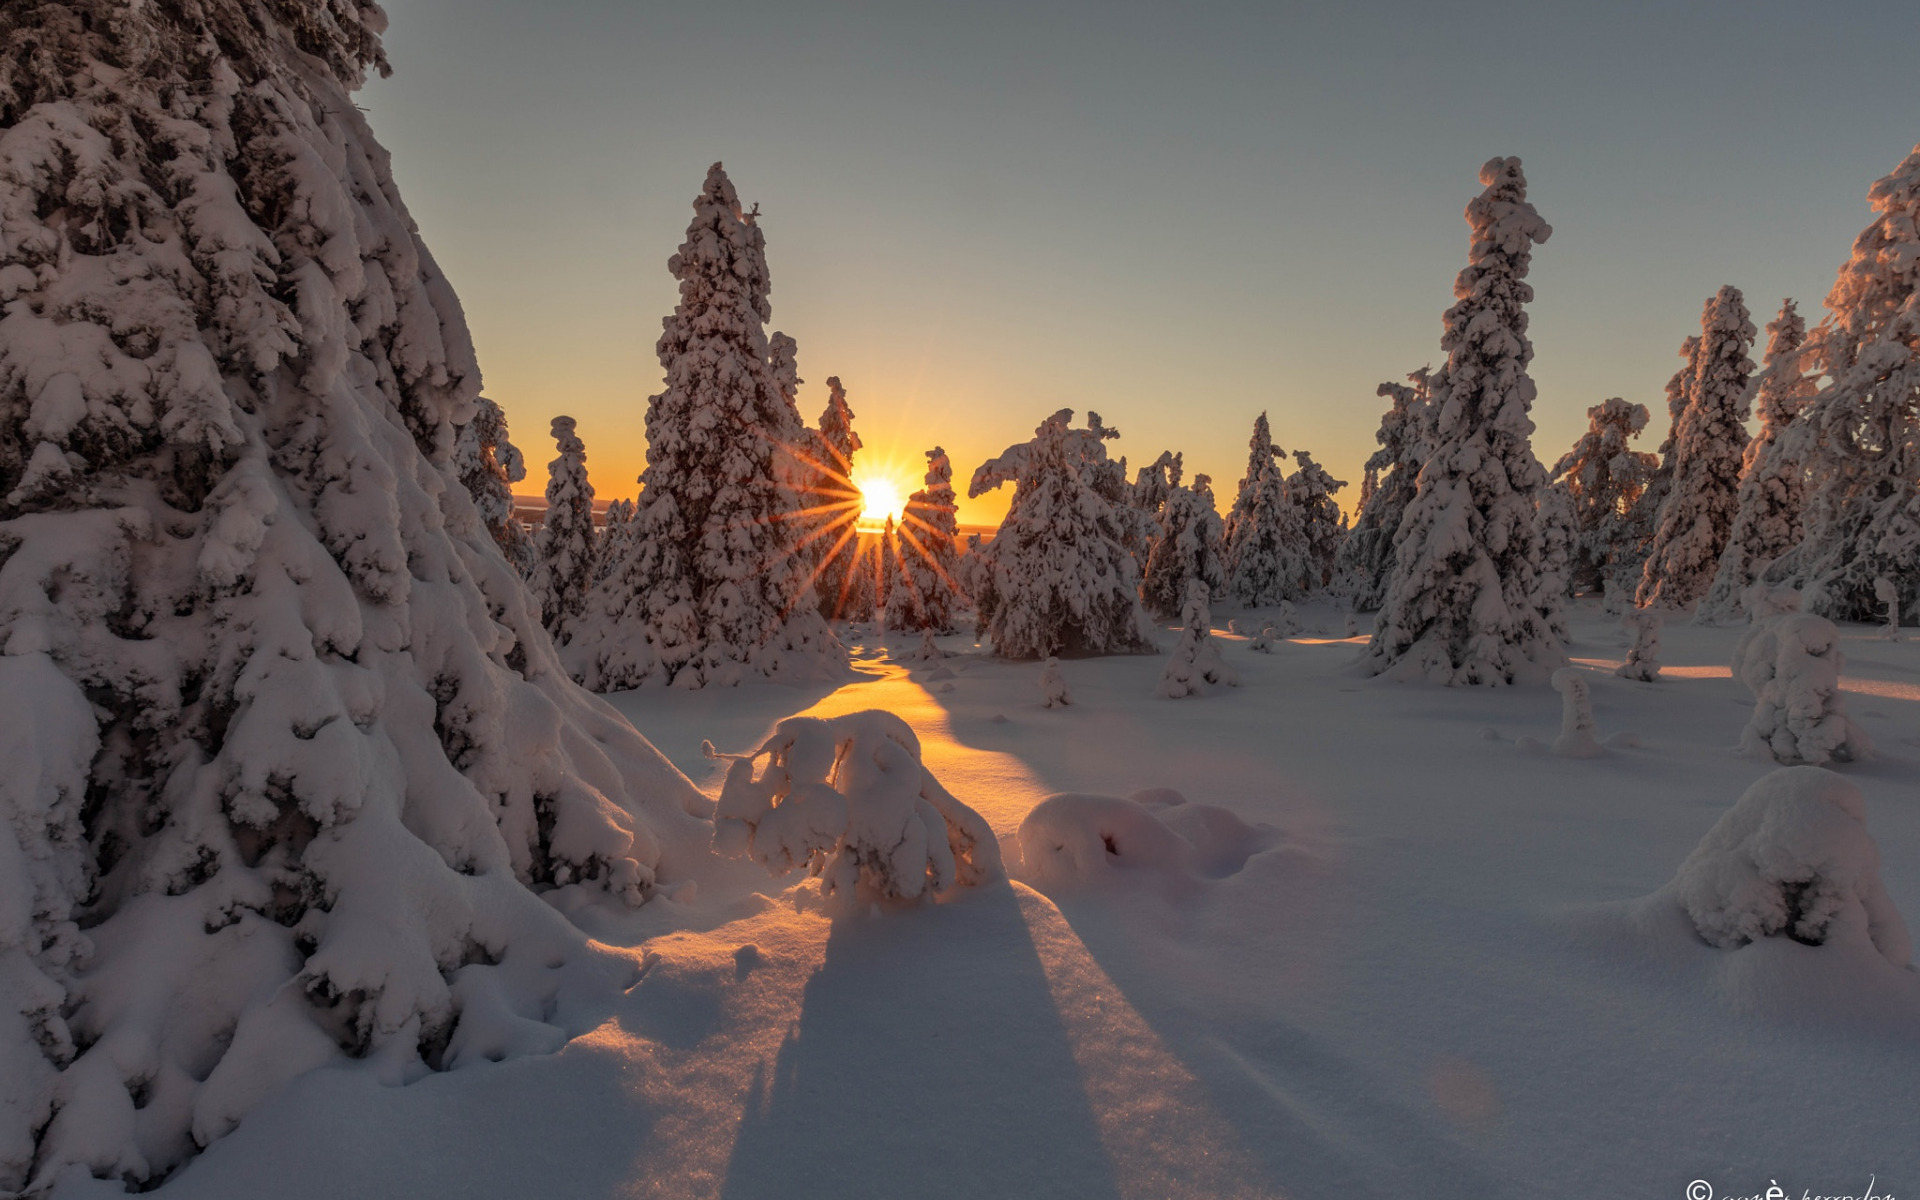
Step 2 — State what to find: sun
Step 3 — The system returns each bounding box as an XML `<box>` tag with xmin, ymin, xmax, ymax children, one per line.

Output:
<box><xmin>853</xmin><ymin>471</ymin><xmax>906</xmax><ymax>527</ymax></box>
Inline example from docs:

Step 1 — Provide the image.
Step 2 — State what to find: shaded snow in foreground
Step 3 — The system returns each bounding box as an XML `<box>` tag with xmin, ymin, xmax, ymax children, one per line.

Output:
<box><xmin>116</xmin><ymin>601</ymin><xmax>1920</xmax><ymax>1200</ymax></box>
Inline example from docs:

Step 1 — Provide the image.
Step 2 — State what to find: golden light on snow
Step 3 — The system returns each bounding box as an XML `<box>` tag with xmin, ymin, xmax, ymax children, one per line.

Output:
<box><xmin>854</xmin><ymin>470</ymin><xmax>906</xmax><ymax>527</ymax></box>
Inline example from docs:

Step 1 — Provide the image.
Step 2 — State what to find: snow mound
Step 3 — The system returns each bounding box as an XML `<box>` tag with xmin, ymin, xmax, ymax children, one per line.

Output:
<box><xmin>1039</xmin><ymin>657</ymin><xmax>1071</xmax><ymax>707</ymax></box>
<box><xmin>1663</xmin><ymin>767</ymin><xmax>1910</xmax><ymax>967</ymax></box>
<box><xmin>1550</xmin><ymin>669</ymin><xmax>1603</xmax><ymax>758</ymax></box>
<box><xmin>1013</xmin><ymin>789</ymin><xmax>1276</xmax><ymax>896</ymax></box>
<box><xmin>710</xmin><ymin>712</ymin><xmax>1002</xmax><ymax>913</ymax></box>
<box><xmin>1733</xmin><ymin>611</ymin><xmax>1872</xmax><ymax>765</ymax></box>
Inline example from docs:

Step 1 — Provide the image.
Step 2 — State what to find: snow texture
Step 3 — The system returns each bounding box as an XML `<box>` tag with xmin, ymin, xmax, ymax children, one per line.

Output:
<box><xmin>1364</xmin><ymin>158</ymin><xmax>1563</xmax><ymax>685</ymax></box>
<box><xmin>527</xmin><ymin>416</ymin><xmax>597</xmax><ymax>632</ymax></box>
<box><xmin>1615</xmin><ymin>609</ymin><xmax>1663</xmax><ymax>681</ymax></box>
<box><xmin>1158</xmin><ymin>580</ymin><xmax>1239</xmax><ymax>699</ymax></box>
<box><xmin>1665</xmin><ymin>767</ymin><xmax>1910</xmax><ymax>967</ymax></box>
<box><xmin>1014</xmin><ymin>788</ymin><xmax>1276</xmax><ymax>898</ymax></box>
<box><xmin>1733</xmin><ymin>611</ymin><xmax>1872</xmax><ymax>766</ymax></box>
<box><xmin>709</xmin><ymin>711</ymin><xmax>1002</xmax><ymax>913</ymax></box>
<box><xmin>1548</xmin><ymin>668</ymin><xmax>1602</xmax><ymax>757</ymax></box>
<box><xmin>566</xmin><ymin>165</ymin><xmax>846</xmax><ymax>689</ymax></box>
<box><xmin>0</xmin><ymin>4</ymin><xmax>709</xmax><ymax>1188</ymax></box>
<box><xmin>1637</xmin><ymin>287</ymin><xmax>1755</xmax><ymax>610</ymax></box>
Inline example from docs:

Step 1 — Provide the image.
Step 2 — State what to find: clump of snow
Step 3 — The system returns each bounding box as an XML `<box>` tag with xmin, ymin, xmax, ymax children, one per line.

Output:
<box><xmin>1733</xmin><ymin>612</ymin><xmax>1872</xmax><ymax>766</ymax></box>
<box><xmin>1039</xmin><ymin>657</ymin><xmax>1071</xmax><ymax>708</ymax></box>
<box><xmin>708</xmin><ymin>712</ymin><xmax>1002</xmax><ymax>913</ymax></box>
<box><xmin>1158</xmin><ymin>580</ymin><xmax>1239</xmax><ymax>699</ymax></box>
<box><xmin>1664</xmin><ymin>767</ymin><xmax>1909</xmax><ymax>966</ymax></box>
<box><xmin>1549</xmin><ymin>669</ymin><xmax>1603</xmax><ymax>758</ymax></box>
<box><xmin>1615</xmin><ymin>609</ymin><xmax>1663</xmax><ymax>681</ymax></box>
<box><xmin>1343</xmin><ymin>614</ymin><xmax>1360</xmax><ymax>639</ymax></box>
<box><xmin>1873</xmin><ymin>576</ymin><xmax>1902</xmax><ymax>641</ymax></box>
<box><xmin>1014</xmin><ymin>789</ymin><xmax>1275</xmax><ymax>897</ymax></box>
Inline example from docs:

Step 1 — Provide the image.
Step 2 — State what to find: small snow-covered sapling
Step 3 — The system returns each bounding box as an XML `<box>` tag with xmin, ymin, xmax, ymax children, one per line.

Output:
<box><xmin>1615</xmin><ymin>609</ymin><xmax>1663</xmax><ymax>681</ymax></box>
<box><xmin>1273</xmin><ymin>601</ymin><xmax>1300</xmax><ymax>637</ymax></box>
<box><xmin>1735</xmin><ymin>612</ymin><xmax>1872</xmax><ymax>765</ymax></box>
<box><xmin>1343</xmin><ymin>614</ymin><xmax>1359</xmax><ymax>639</ymax></box>
<box><xmin>1159</xmin><ymin>580</ymin><xmax>1239</xmax><ymax>699</ymax></box>
<box><xmin>1550</xmin><ymin>669</ymin><xmax>1603</xmax><ymax>758</ymax></box>
<box><xmin>1874</xmin><ymin>576</ymin><xmax>1902</xmax><ymax>641</ymax></box>
<box><xmin>1040</xmin><ymin>657</ymin><xmax>1071</xmax><ymax>707</ymax></box>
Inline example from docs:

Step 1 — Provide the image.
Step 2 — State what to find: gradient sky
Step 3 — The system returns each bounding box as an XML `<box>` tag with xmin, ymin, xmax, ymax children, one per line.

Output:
<box><xmin>364</xmin><ymin>0</ymin><xmax>1920</xmax><ymax>526</ymax></box>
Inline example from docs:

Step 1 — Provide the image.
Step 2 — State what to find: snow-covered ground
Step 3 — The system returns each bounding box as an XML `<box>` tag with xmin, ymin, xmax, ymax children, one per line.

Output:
<box><xmin>124</xmin><ymin>603</ymin><xmax>1920</xmax><ymax>1200</ymax></box>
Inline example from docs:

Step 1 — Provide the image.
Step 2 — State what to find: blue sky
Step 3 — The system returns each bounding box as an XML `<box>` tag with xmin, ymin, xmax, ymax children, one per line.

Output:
<box><xmin>365</xmin><ymin>0</ymin><xmax>1920</xmax><ymax>523</ymax></box>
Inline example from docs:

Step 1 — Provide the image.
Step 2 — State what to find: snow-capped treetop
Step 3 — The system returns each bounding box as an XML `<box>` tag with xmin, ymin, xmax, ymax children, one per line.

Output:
<box><xmin>1750</xmin><ymin>299</ymin><xmax>1815</xmax><ymax>439</ymax></box>
<box><xmin>455</xmin><ymin>394</ymin><xmax>535</xmax><ymax>572</ymax></box>
<box><xmin>529</xmin><ymin>415</ymin><xmax>598</xmax><ymax>630</ymax></box>
<box><xmin>1334</xmin><ymin>368</ymin><xmax>1431</xmax><ymax>611</ymax></box>
<box><xmin>1552</xmin><ymin>396</ymin><xmax>1658</xmax><ymax>595</ymax></box>
<box><xmin>886</xmin><ymin>445</ymin><xmax>966</xmax><ymax>633</ymax></box>
<box><xmin>1132</xmin><ymin>450</ymin><xmax>1183</xmax><ymax>516</ymax></box>
<box><xmin>1285</xmin><ymin>448</ymin><xmax>1347</xmax><ymax>591</ymax></box>
<box><xmin>1142</xmin><ymin>473</ymin><xmax>1227</xmax><ymax>620</ymax></box>
<box><xmin>805</xmin><ymin>376</ymin><xmax>869</xmax><ymax>620</ymax></box>
<box><xmin>1229</xmin><ymin>412</ymin><xmax>1280</xmax><ymax>527</ymax></box>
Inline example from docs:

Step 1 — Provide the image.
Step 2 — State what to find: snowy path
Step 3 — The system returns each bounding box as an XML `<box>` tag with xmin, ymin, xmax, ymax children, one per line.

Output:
<box><xmin>145</xmin><ymin>605</ymin><xmax>1920</xmax><ymax>1200</ymax></box>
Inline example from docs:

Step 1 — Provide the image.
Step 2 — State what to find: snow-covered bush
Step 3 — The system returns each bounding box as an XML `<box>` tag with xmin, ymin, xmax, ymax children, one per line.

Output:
<box><xmin>1224</xmin><ymin>414</ymin><xmax>1311</xmax><ymax>608</ymax></box>
<box><xmin>1142</xmin><ymin>474</ymin><xmax>1226</xmax><ymax>620</ymax></box>
<box><xmin>1551</xmin><ymin>397</ymin><xmax>1658</xmax><ymax>596</ymax></box>
<box><xmin>1334</xmin><ymin>370</ymin><xmax>1431</xmax><ymax>612</ymax></box>
<box><xmin>1365</xmin><ymin>158</ymin><xmax>1562</xmax><ymax>684</ymax></box>
<box><xmin>1697</xmin><ymin>300</ymin><xmax>1816</xmax><ymax>623</ymax></box>
<box><xmin>0</xmin><ymin>4</ymin><xmax>710</xmax><ymax>1188</ymax></box>
<box><xmin>968</xmin><ymin>410</ymin><xmax>1156</xmax><ymax>659</ymax></box>
<box><xmin>1040</xmin><ymin>657</ymin><xmax>1071</xmax><ymax>708</ymax></box>
<box><xmin>1014</xmin><ymin>789</ymin><xmax>1275</xmax><ymax>897</ymax></box>
<box><xmin>1550</xmin><ymin>668</ymin><xmax>1602</xmax><ymax>758</ymax></box>
<box><xmin>1159</xmin><ymin>581</ymin><xmax>1239</xmax><ymax>699</ymax></box>
<box><xmin>1637</xmin><ymin>287</ymin><xmax>1756</xmax><ymax>610</ymax></box>
<box><xmin>567</xmin><ymin>165</ymin><xmax>845</xmax><ymax>688</ymax></box>
<box><xmin>1616</xmin><ymin>609</ymin><xmax>1663</xmax><ymax>682</ymax></box>
<box><xmin>527</xmin><ymin>416</ymin><xmax>598</xmax><ymax>632</ymax></box>
<box><xmin>1734</xmin><ymin>613</ymin><xmax>1872</xmax><ymax>766</ymax></box>
<box><xmin>709</xmin><ymin>712</ymin><xmax>1001</xmax><ymax>912</ymax></box>
<box><xmin>1666</xmin><ymin>767</ymin><xmax>1909</xmax><ymax>966</ymax></box>
<box><xmin>884</xmin><ymin>446</ymin><xmax>967</xmax><ymax>633</ymax></box>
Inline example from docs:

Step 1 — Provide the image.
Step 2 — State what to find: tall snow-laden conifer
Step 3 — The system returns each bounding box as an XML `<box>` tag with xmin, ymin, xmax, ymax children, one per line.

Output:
<box><xmin>596</xmin><ymin>497</ymin><xmax>638</xmax><ymax>584</ymax></box>
<box><xmin>454</xmin><ymin>394</ymin><xmax>534</xmax><ymax>575</ymax></box>
<box><xmin>568</xmin><ymin>165</ymin><xmax>844</xmax><ymax>688</ymax></box>
<box><xmin>1637</xmin><ymin>287</ymin><xmax>1757</xmax><ymax>610</ymax></box>
<box><xmin>0</xmin><ymin>3</ymin><xmax>710</xmax><ymax>1188</ymax></box>
<box><xmin>1615</xmin><ymin>335</ymin><xmax>1700</xmax><ymax>593</ymax></box>
<box><xmin>1699</xmin><ymin>299</ymin><xmax>1817</xmax><ymax>622</ymax></box>
<box><xmin>1365</xmin><ymin>157</ymin><xmax>1561</xmax><ymax>684</ymax></box>
<box><xmin>1225</xmin><ymin>416</ymin><xmax>1310</xmax><ymax>607</ymax></box>
<box><xmin>1223</xmin><ymin>412</ymin><xmax>1278</xmax><ymax>550</ymax></box>
<box><xmin>1775</xmin><ymin>147</ymin><xmax>1920</xmax><ymax>622</ymax></box>
<box><xmin>804</xmin><ymin>376</ymin><xmax>868</xmax><ymax>620</ymax></box>
<box><xmin>1141</xmin><ymin>473</ymin><xmax>1226</xmax><ymax>620</ymax></box>
<box><xmin>1551</xmin><ymin>397</ymin><xmax>1659</xmax><ymax>595</ymax></box>
<box><xmin>1287</xmin><ymin>448</ymin><xmax>1347</xmax><ymax>592</ymax></box>
<box><xmin>1334</xmin><ymin>369</ymin><xmax>1430</xmax><ymax>611</ymax></box>
<box><xmin>968</xmin><ymin>410</ymin><xmax>1155</xmax><ymax>658</ymax></box>
<box><xmin>885</xmin><ymin>446</ymin><xmax>966</xmax><ymax>632</ymax></box>
<box><xmin>528</xmin><ymin>416</ymin><xmax>597</xmax><ymax>631</ymax></box>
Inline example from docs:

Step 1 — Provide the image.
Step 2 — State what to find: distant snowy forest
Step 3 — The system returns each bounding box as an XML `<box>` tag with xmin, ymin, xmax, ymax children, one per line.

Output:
<box><xmin>1</xmin><ymin>0</ymin><xmax>1917</xmax><ymax>1195</ymax></box>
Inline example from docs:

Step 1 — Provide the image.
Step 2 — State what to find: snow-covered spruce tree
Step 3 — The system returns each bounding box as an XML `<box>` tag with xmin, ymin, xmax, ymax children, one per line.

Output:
<box><xmin>1636</xmin><ymin>287</ymin><xmax>1757</xmax><ymax>610</ymax></box>
<box><xmin>1612</xmin><ymin>335</ymin><xmax>1700</xmax><ymax>595</ymax></box>
<box><xmin>0</xmin><ymin>4</ymin><xmax>712</xmax><ymax>1189</ymax></box>
<box><xmin>1158</xmin><ymin>579</ymin><xmax>1238</xmax><ymax>698</ymax></box>
<box><xmin>1125</xmin><ymin>449</ymin><xmax>1181</xmax><ymax>568</ymax></box>
<box><xmin>1286</xmin><ymin>448</ymin><xmax>1347</xmax><ymax>592</ymax></box>
<box><xmin>1364</xmin><ymin>158</ymin><xmax>1562</xmax><ymax>684</ymax></box>
<box><xmin>594</xmin><ymin>496</ymin><xmax>637</xmax><ymax>585</ymax></box>
<box><xmin>1535</xmin><ymin>482</ymin><xmax>1574</xmax><ymax>640</ymax></box>
<box><xmin>1333</xmin><ymin>369</ymin><xmax>1431</xmax><ymax>611</ymax></box>
<box><xmin>968</xmin><ymin>409</ymin><xmax>1156</xmax><ymax>658</ymax></box>
<box><xmin>884</xmin><ymin>446</ymin><xmax>966</xmax><ymax>633</ymax></box>
<box><xmin>1224</xmin><ymin>416</ymin><xmax>1310</xmax><ymax>607</ymax></box>
<box><xmin>567</xmin><ymin>165</ymin><xmax>844</xmax><ymax>688</ymax></box>
<box><xmin>1698</xmin><ymin>300</ymin><xmax>1817</xmax><ymax>623</ymax></box>
<box><xmin>527</xmin><ymin>416</ymin><xmax>597</xmax><ymax>632</ymax></box>
<box><xmin>1773</xmin><ymin>147</ymin><xmax>1920</xmax><ymax>623</ymax></box>
<box><xmin>453</xmin><ymin>394</ymin><xmax>535</xmax><ymax>576</ymax></box>
<box><xmin>1141</xmin><ymin>473</ymin><xmax>1226</xmax><ymax>621</ymax></box>
<box><xmin>802</xmin><ymin>375</ymin><xmax>867</xmax><ymax>620</ymax></box>
<box><xmin>1551</xmin><ymin>397</ymin><xmax>1658</xmax><ymax>595</ymax></box>
<box><xmin>1222</xmin><ymin>412</ymin><xmax>1278</xmax><ymax>550</ymax></box>
<box><xmin>874</xmin><ymin>514</ymin><xmax>899</xmax><ymax>626</ymax></box>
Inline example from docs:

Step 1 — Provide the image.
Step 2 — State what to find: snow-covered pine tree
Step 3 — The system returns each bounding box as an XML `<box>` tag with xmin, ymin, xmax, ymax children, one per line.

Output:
<box><xmin>875</xmin><ymin>514</ymin><xmax>898</xmax><ymax>626</ymax></box>
<box><xmin>1636</xmin><ymin>287</ymin><xmax>1757</xmax><ymax>610</ymax></box>
<box><xmin>567</xmin><ymin>165</ymin><xmax>844</xmax><ymax>689</ymax></box>
<box><xmin>1286</xmin><ymin>448</ymin><xmax>1347</xmax><ymax>592</ymax></box>
<box><xmin>1223</xmin><ymin>412</ymin><xmax>1278</xmax><ymax>551</ymax></box>
<box><xmin>0</xmin><ymin>4</ymin><xmax>711</xmax><ymax>1188</ymax></box>
<box><xmin>968</xmin><ymin>410</ymin><xmax>1156</xmax><ymax>658</ymax></box>
<box><xmin>1125</xmin><ymin>449</ymin><xmax>1181</xmax><ymax>567</ymax></box>
<box><xmin>1698</xmin><ymin>299</ymin><xmax>1817</xmax><ymax>623</ymax></box>
<box><xmin>1772</xmin><ymin>147</ymin><xmax>1920</xmax><ymax>623</ymax></box>
<box><xmin>1333</xmin><ymin>369</ymin><xmax>1431</xmax><ymax>611</ymax></box>
<box><xmin>1158</xmin><ymin>579</ymin><xmax>1238</xmax><ymax>698</ymax></box>
<box><xmin>1535</xmin><ymin>482</ymin><xmax>1574</xmax><ymax>640</ymax></box>
<box><xmin>1550</xmin><ymin>397</ymin><xmax>1659</xmax><ymax>595</ymax></box>
<box><xmin>1224</xmin><ymin>421</ymin><xmax>1310</xmax><ymax>608</ymax></box>
<box><xmin>527</xmin><ymin>416</ymin><xmax>598</xmax><ymax>632</ymax></box>
<box><xmin>595</xmin><ymin>497</ymin><xmax>637</xmax><ymax>584</ymax></box>
<box><xmin>1613</xmin><ymin>335</ymin><xmax>1700</xmax><ymax>594</ymax></box>
<box><xmin>1141</xmin><ymin>473</ymin><xmax>1227</xmax><ymax>621</ymax></box>
<box><xmin>1364</xmin><ymin>157</ymin><xmax>1562</xmax><ymax>684</ymax></box>
<box><xmin>801</xmin><ymin>375</ymin><xmax>867</xmax><ymax>620</ymax></box>
<box><xmin>454</xmin><ymin>394</ymin><xmax>535</xmax><ymax>576</ymax></box>
<box><xmin>884</xmin><ymin>446</ymin><xmax>966</xmax><ymax>633</ymax></box>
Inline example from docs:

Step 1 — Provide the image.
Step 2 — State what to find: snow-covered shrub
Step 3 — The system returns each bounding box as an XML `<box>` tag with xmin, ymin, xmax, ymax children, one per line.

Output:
<box><xmin>1549</xmin><ymin>669</ymin><xmax>1602</xmax><ymax>758</ymax></box>
<box><xmin>968</xmin><ymin>410</ymin><xmax>1156</xmax><ymax>659</ymax></box>
<box><xmin>708</xmin><ymin>712</ymin><xmax>1001</xmax><ymax>912</ymax></box>
<box><xmin>1734</xmin><ymin>613</ymin><xmax>1872</xmax><ymax>766</ymax></box>
<box><xmin>1142</xmin><ymin>474</ymin><xmax>1226</xmax><ymax>620</ymax></box>
<box><xmin>1667</xmin><ymin>767</ymin><xmax>1909</xmax><ymax>966</ymax></box>
<box><xmin>1224</xmin><ymin>414</ymin><xmax>1311</xmax><ymax>608</ymax></box>
<box><xmin>0</xmin><ymin>4</ymin><xmax>710</xmax><ymax>1188</ymax></box>
<box><xmin>1616</xmin><ymin>609</ymin><xmax>1663</xmax><ymax>682</ymax></box>
<box><xmin>884</xmin><ymin>446</ymin><xmax>967</xmax><ymax>633</ymax></box>
<box><xmin>1040</xmin><ymin>657</ymin><xmax>1071</xmax><ymax>708</ymax></box>
<box><xmin>1014</xmin><ymin>789</ymin><xmax>1275</xmax><ymax>896</ymax></box>
<box><xmin>527</xmin><ymin>416</ymin><xmax>598</xmax><ymax>632</ymax></box>
<box><xmin>1334</xmin><ymin>370</ymin><xmax>1431</xmax><ymax>612</ymax></box>
<box><xmin>1365</xmin><ymin>158</ymin><xmax>1562</xmax><ymax>684</ymax></box>
<box><xmin>1697</xmin><ymin>299</ymin><xmax>1816</xmax><ymax>623</ymax></box>
<box><xmin>1159</xmin><ymin>581</ymin><xmax>1238</xmax><ymax>699</ymax></box>
<box><xmin>1551</xmin><ymin>397</ymin><xmax>1659</xmax><ymax>596</ymax></box>
<box><xmin>1637</xmin><ymin>287</ymin><xmax>1756</xmax><ymax>610</ymax></box>
<box><xmin>1874</xmin><ymin>576</ymin><xmax>1902</xmax><ymax>640</ymax></box>
<box><xmin>1772</xmin><ymin>147</ymin><xmax>1920</xmax><ymax>623</ymax></box>
<box><xmin>568</xmin><ymin>165</ymin><xmax>845</xmax><ymax>688</ymax></box>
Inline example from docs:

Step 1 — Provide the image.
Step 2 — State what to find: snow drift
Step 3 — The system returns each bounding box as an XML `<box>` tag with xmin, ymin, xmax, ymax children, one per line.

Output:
<box><xmin>1013</xmin><ymin>789</ymin><xmax>1277</xmax><ymax>897</ymax></box>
